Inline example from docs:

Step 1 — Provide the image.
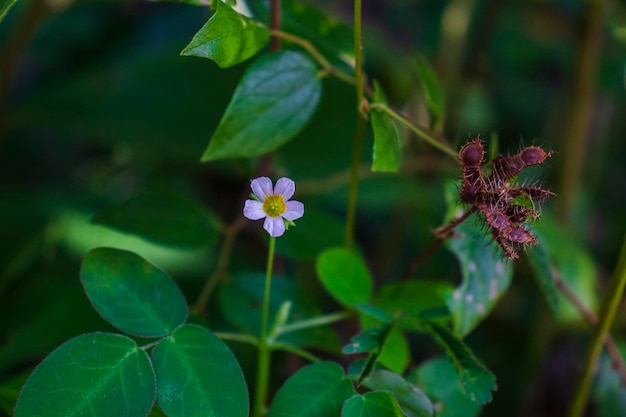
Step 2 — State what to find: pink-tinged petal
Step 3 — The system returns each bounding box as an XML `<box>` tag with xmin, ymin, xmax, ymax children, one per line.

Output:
<box><xmin>274</xmin><ymin>177</ymin><xmax>295</xmax><ymax>201</ymax></box>
<box><xmin>250</xmin><ymin>177</ymin><xmax>273</xmax><ymax>201</ymax></box>
<box><xmin>282</xmin><ymin>200</ymin><xmax>304</xmax><ymax>221</ymax></box>
<box><xmin>264</xmin><ymin>216</ymin><xmax>285</xmax><ymax>237</ymax></box>
<box><xmin>243</xmin><ymin>200</ymin><xmax>266</xmax><ymax>220</ymax></box>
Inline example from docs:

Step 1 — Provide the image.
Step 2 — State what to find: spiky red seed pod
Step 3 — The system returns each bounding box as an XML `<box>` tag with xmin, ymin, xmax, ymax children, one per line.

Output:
<box><xmin>491</xmin><ymin>155</ymin><xmax>525</xmax><ymax>182</ymax></box>
<box><xmin>509</xmin><ymin>187</ymin><xmax>556</xmax><ymax>202</ymax></box>
<box><xmin>459</xmin><ymin>140</ymin><xmax>485</xmax><ymax>168</ymax></box>
<box><xmin>484</xmin><ymin>209</ymin><xmax>512</xmax><ymax>232</ymax></box>
<box><xmin>505</xmin><ymin>204</ymin><xmax>537</xmax><ymax>223</ymax></box>
<box><xmin>460</xmin><ymin>167</ymin><xmax>484</xmax><ymax>203</ymax></box>
<box><xmin>502</xmin><ymin>226</ymin><xmax>537</xmax><ymax>245</ymax></box>
<box><xmin>519</xmin><ymin>146</ymin><xmax>553</xmax><ymax>166</ymax></box>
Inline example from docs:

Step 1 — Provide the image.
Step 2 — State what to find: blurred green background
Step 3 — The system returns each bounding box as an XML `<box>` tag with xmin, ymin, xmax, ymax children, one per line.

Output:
<box><xmin>1</xmin><ymin>0</ymin><xmax>625</xmax><ymax>416</ymax></box>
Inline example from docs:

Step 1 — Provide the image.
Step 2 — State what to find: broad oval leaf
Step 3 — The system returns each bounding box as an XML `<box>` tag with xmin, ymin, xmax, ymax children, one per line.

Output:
<box><xmin>92</xmin><ymin>191</ymin><xmax>218</xmax><ymax>249</ymax></box>
<box><xmin>14</xmin><ymin>333</ymin><xmax>155</xmax><ymax>417</ymax></box>
<box><xmin>363</xmin><ymin>370</ymin><xmax>434</xmax><ymax>417</ymax></box>
<box><xmin>151</xmin><ymin>324</ymin><xmax>249</xmax><ymax>417</ymax></box>
<box><xmin>181</xmin><ymin>1</ymin><xmax>269</xmax><ymax>68</ymax></box>
<box><xmin>268</xmin><ymin>361</ymin><xmax>354</xmax><ymax>417</ymax></box>
<box><xmin>201</xmin><ymin>50</ymin><xmax>322</xmax><ymax>161</ymax></box>
<box><xmin>424</xmin><ymin>323</ymin><xmax>496</xmax><ymax>404</ymax></box>
<box><xmin>371</xmin><ymin>82</ymin><xmax>401</xmax><ymax>173</ymax></box>
<box><xmin>342</xmin><ymin>392</ymin><xmax>405</xmax><ymax>417</ymax></box>
<box><xmin>316</xmin><ymin>247</ymin><xmax>373</xmax><ymax>308</ymax></box>
<box><xmin>408</xmin><ymin>357</ymin><xmax>481</xmax><ymax>417</ymax></box>
<box><xmin>442</xmin><ymin>182</ymin><xmax>513</xmax><ymax>336</ymax></box>
<box><xmin>81</xmin><ymin>248</ymin><xmax>188</xmax><ymax>337</ymax></box>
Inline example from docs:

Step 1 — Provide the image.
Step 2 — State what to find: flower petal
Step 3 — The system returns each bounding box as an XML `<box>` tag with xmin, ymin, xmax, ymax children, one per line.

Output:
<box><xmin>250</xmin><ymin>177</ymin><xmax>273</xmax><ymax>201</ymax></box>
<box><xmin>282</xmin><ymin>200</ymin><xmax>304</xmax><ymax>221</ymax></box>
<box><xmin>264</xmin><ymin>216</ymin><xmax>285</xmax><ymax>237</ymax></box>
<box><xmin>274</xmin><ymin>177</ymin><xmax>296</xmax><ymax>201</ymax></box>
<box><xmin>243</xmin><ymin>200</ymin><xmax>266</xmax><ymax>220</ymax></box>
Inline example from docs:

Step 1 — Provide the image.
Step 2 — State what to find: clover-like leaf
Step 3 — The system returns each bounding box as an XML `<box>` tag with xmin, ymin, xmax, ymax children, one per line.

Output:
<box><xmin>201</xmin><ymin>51</ymin><xmax>321</xmax><ymax>161</ymax></box>
<box><xmin>81</xmin><ymin>248</ymin><xmax>188</xmax><ymax>337</ymax></box>
<box><xmin>316</xmin><ymin>247</ymin><xmax>373</xmax><ymax>308</ymax></box>
<box><xmin>267</xmin><ymin>362</ymin><xmax>354</xmax><ymax>417</ymax></box>
<box><xmin>151</xmin><ymin>324</ymin><xmax>248</xmax><ymax>417</ymax></box>
<box><xmin>342</xmin><ymin>392</ymin><xmax>406</xmax><ymax>417</ymax></box>
<box><xmin>182</xmin><ymin>1</ymin><xmax>269</xmax><ymax>68</ymax></box>
<box><xmin>14</xmin><ymin>333</ymin><xmax>155</xmax><ymax>417</ymax></box>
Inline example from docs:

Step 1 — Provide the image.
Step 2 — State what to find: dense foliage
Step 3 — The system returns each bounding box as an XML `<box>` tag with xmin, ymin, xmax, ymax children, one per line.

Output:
<box><xmin>1</xmin><ymin>1</ymin><xmax>626</xmax><ymax>417</ymax></box>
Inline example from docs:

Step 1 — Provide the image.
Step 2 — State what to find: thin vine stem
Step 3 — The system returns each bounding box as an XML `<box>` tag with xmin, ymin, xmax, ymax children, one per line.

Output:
<box><xmin>276</xmin><ymin>311</ymin><xmax>353</xmax><ymax>335</ymax></box>
<box><xmin>344</xmin><ymin>0</ymin><xmax>365</xmax><ymax>249</ymax></box>
<box><xmin>568</xmin><ymin>235</ymin><xmax>626</xmax><ymax>417</ymax></box>
<box><xmin>252</xmin><ymin>236</ymin><xmax>276</xmax><ymax>417</ymax></box>
<box><xmin>369</xmin><ymin>102</ymin><xmax>458</xmax><ymax>158</ymax></box>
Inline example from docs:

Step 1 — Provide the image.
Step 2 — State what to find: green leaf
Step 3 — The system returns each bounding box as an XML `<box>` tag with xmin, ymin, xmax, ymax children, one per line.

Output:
<box><xmin>93</xmin><ymin>191</ymin><xmax>218</xmax><ymax>249</ymax></box>
<box><xmin>371</xmin><ymin>82</ymin><xmax>401</xmax><ymax>173</ymax></box>
<box><xmin>527</xmin><ymin>230</ymin><xmax>559</xmax><ymax>315</ymax></box>
<box><xmin>201</xmin><ymin>50</ymin><xmax>322</xmax><ymax>161</ymax></box>
<box><xmin>151</xmin><ymin>324</ymin><xmax>249</xmax><ymax>417</ymax></box>
<box><xmin>408</xmin><ymin>357</ymin><xmax>481</xmax><ymax>417</ymax></box>
<box><xmin>275</xmin><ymin>207</ymin><xmax>345</xmax><ymax>261</ymax></box>
<box><xmin>359</xmin><ymin>314</ymin><xmax>410</xmax><ymax>375</ymax></box>
<box><xmin>81</xmin><ymin>248</ymin><xmax>188</xmax><ymax>338</ymax></box>
<box><xmin>424</xmin><ymin>323</ymin><xmax>496</xmax><ymax>404</ymax></box>
<box><xmin>14</xmin><ymin>333</ymin><xmax>155</xmax><ymax>417</ymax></box>
<box><xmin>316</xmin><ymin>247</ymin><xmax>373</xmax><ymax>308</ymax></box>
<box><xmin>593</xmin><ymin>346</ymin><xmax>626</xmax><ymax>417</ymax></box>
<box><xmin>181</xmin><ymin>1</ymin><xmax>269</xmax><ymax>68</ymax></box>
<box><xmin>343</xmin><ymin>324</ymin><xmax>396</xmax><ymax>384</ymax></box>
<box><xmin>442</xmin><ymin>182</ymin><xmax>513</xmax><ymax>336</ymax></box>
<box><xmin>267</xmin><ymin>361</ymin><xmax>354</xmax><ymax>417</ymax></box>
<box><xmin>413</xmin><ymin>55</ymin><xmax>446</xmax><ymax>121</ymax></box>
<box><xmin>375</xmin><ymin>280</ymin><xmax>452</xmax><ymax>319</ymax></box>
<box><xmin>342</xmin><ymin>392</ymin><xmax>405</xmax><ymax>417</ymax></box>
<box><xmin>533</xmin><ymin>214</ymin><xmax>598</xmax><ymax>322</ymax></box>
<box><xmin>0</xmin><ymin>0</ymin><xmax>17</xmax><ymax>23</ymax></box>
<box><xmin>363</xmin><ymin>370</ymin><xmax>434</xmax><ymax>417</ymax></box>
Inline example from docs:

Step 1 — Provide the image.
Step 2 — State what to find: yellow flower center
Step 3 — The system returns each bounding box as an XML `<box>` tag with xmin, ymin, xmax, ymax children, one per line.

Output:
<box><xmin>263</xmin><ymin>195</ymin><xmax>286</xmax><ymax>218</ymax></box>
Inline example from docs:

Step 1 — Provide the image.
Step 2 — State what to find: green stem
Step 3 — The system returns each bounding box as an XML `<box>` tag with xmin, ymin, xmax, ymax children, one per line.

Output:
<box><xmin>272</xmin><ymin>342</ymin><xmax>320</xmax><ymax>363</ymax></box>
<box><xmin>568</xmin><ymin>234</ymin><xmax>626</xmax><ymax>417</ymax></box>
<box><xmin>369</xmin><ymin>103</ymin><xmax>458</xmax><ymax>158</ymax></box>
<box><xmin>276</xmin><ymin>311</ymin><xmax>353</xmax><ymax>335</ymax></box>
<box><xmin>269</xmin><ymin>29</ymin><xmax>357</xmax><ymax>86</ymax></box>
<box><xmin>252</xmin><ymin>236</ymin><xmax>276</xmax><ymax>417</ymax></box>
<box><xmin>214</xmin><ymin>332</ymin><xmax>259</xmax><ymax>346</ymax></box>
<box><xmin>345</xmin><ymin>0</ymin><xmax>365</xmax><ymax>249</ymax></box>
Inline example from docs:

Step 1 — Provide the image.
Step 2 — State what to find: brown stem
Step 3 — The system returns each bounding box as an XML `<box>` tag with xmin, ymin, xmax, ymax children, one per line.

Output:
<box><xmin>553</xmin><ymin>267</ymin><xmax>626</xmax><ymax>387</ymax></box>
<box><xmin>269</xmin><ymin>0</ymin><xmax>282</xmax><ymax>51</ymax></box>
<box><xmin>557</xmin><ymin>0</ymin><xmax>606</xmax><ymax>224</ymax></box>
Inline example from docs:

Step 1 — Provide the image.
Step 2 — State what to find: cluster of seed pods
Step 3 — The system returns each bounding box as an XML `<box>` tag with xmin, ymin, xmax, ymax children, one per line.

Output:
<box><xmin>458</xmin><ymin>138</ymin><xmax>554</xmax><ymax>259</ymax></box>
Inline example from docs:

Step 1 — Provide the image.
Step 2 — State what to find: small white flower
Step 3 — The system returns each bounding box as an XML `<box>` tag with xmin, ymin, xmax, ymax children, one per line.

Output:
<box><xmin>243</xmin><ymin>177</ymin><xmax>304</xmax><ymax>237</ymax></box>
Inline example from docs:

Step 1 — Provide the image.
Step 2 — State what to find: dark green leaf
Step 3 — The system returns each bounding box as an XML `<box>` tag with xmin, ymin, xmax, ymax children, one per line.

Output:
<box><xmin>267</xmin><ymin>361</ymin><xmax>354</xmax><ymax>417</ymax></box>
<box><xmin>181</xmin><ymin>1</ymin><xmax>269</xmax><ymax>68</ymax></box>
<box><xmin>408</xmin><ymin>357</ymin><xmax>481</xmax><ymax>417</ymax></box>
<box><xmin>342</xmin><ymin>392</ymin><xmax>405</xmax><ymax>417</ymax></box>
<box><xmin>201</xmin><ymin>51</ymin><xmax>321</xmax><ymax>161</ymax></box>
<box><xmin>359</xmin><ymin>315</ymin><xmax>409</xmax><ymax>375</ymax></box>
<box><xmin>93</xmin><ymin>192</ymin><xmax>218</xmax><ymax>249</ymax></box>
<box><xmin>533</xmin><ymin>214</ymin><xmax>598</xmax><ymax>322</ymax></box>
<box><xmin>218</xmin><ymin>272</ymin><xmax>340</xmax><ymax>351</ymax></box>
<box><xmin>14</xmin><ymin>333</ymin><xmax>155</xmax><ymax>417</ymax></box>
<box><xmin>275</xmin><ymin>207</ymin><xmax>345</xmax><ymax>261</ymax></box>
<box><xmin>413</xmin><ymin>55</ymin><xmax>446</xmax><ymax>121</ymax></box>
<box><xmin>363</xmin><ymin>370</ymin><xmax>434</xmax><ymax>417</ymax></box>
<box><xmin>593</xmin><ymin>347</ymin><xmax>626</xmax><ymax>417</ymax></box>
<box><xmin>371</xmin><ymin>82</ymin><xmax>401</xmax><ymax>173</ymax></box>
<box><xmin>443</xmin><ymin>182</ymin><xmax>513</xmax><ymax>336</ymax></box>
<box><xmin>317</xmin><ymin>247</ymin><xmax>373</xmax><ymax>308</ymax></box>
<box><xmin>424</xmin><ymin>323</ymin><xmax>496</xmax><ymax>404</ymax></box>
<box><xmin>527</xmin><ymin>230</ymin><xmax>559</xmax><ymax>315</ymax></box>
<box><xmin>344</xmin><ymin>324</ymin><xmax>395</xmax><ymax>385</ymax></box>
<box><xmin>151</xmin><ymin>324</ymin><xmax>249</xmax><ymax>417</ymax></box>
<box><xmin>81</xmin><ymin>248</ymin><xmax>188</xmax><ymax>337</ymax></box>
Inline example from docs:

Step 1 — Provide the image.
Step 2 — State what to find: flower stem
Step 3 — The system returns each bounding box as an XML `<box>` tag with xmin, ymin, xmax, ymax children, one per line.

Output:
<box><xmin>568</xmin><ymin>234</ymin><xmax>626</xmax><ymax>417</ymax></box>
<box><xmin>252</xmin><ymin>236</ymin><xmax>276</xmax><ymax>417</ymax></box>
<box><xmin>345</xmin><ymin>0</ymin><xmax>366</xmax><ymax>249</ymax></box>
